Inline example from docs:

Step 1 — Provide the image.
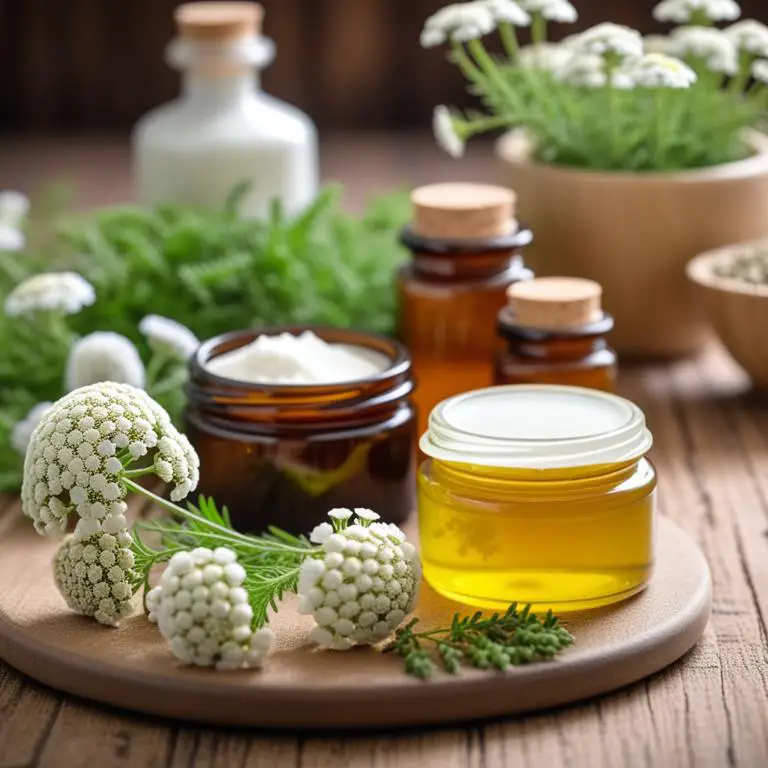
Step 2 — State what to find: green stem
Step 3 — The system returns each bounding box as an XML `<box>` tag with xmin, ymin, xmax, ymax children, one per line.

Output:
<box><xmin>531</xmin><ymin>14</ymin><xmax>546</xmax><ymax>45</ymax></box>
<box><xmin>450</xmin><ymin>41</ymin><xmax>485</xmax><ymax>84</ymax></box>
<box><xmin>123</xmin><ymin>477</ymin><xmax>316</xmax><ymax>557</ymax></box>
<box><xmin>144</xmin><ymin>353</ymin><xmax>167</xmax><ymax>389</ymax></box>
<box><xmin>498</xmin><ymin>21</ymin><xmax>519</xmax><ymax>60</ymax></box>
<box><xmin>123</xmin><ymin>467</ymin><xmax>155</xmax><ymax>478</ymax></box>
<box><xmin>729</xmin><ymin>52</ymin><xmax>753</xmax><ymax>94</ymax></box>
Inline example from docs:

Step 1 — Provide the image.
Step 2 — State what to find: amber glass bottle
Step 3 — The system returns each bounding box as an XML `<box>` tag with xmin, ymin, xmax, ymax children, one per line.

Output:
<box><xmin>185</xmin><ymin>326</ymin><xmax>415</xmax><ymax>534</ymax></box>
<box><xmin>397</xmin><ymin>183</ymin><xmax>533</xmax><ymax>437</ymax></box>
<box><xmin>494</xmin><ymin>277</ymin><xmax>617</xmax><ymax>391</ymax></box>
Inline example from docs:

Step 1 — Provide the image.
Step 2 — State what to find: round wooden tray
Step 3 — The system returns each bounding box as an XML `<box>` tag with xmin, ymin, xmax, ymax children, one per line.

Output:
<box><xmin>0</xmin><ymin>511</ymin><xmax>711</xmax><ymax>730</ymax></box>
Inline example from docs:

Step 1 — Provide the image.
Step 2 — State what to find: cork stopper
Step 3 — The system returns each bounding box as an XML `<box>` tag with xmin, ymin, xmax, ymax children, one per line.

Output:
<box><xmin>411</xmin><ymin>183</ymin><xmax>516</xmax><ymax>241</ymax></box>
<box><xmin>175</xmin><ymin>2</ymin><xmax>263</xmax><ymax>41</ymax></box>
<box><xmin>507</xmin><ymin>277</ymin><xmax>603</xmax><ymax>329</ymax></box>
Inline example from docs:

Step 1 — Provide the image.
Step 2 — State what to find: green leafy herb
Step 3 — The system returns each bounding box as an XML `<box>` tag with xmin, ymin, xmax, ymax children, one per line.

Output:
<box><xmin>388</xmin><ymin>603</ymin><xmax>574</xmax><ymax>679</ymax></box>
<box><xmin>0</xmin><ymin>185</ymin><xmax>410</xmax><ymax>491</ymax></box>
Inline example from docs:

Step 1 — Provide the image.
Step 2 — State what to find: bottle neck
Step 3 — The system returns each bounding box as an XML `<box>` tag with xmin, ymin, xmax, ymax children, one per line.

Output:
<box><xmin>507</xmin><ymin>335</ymin><xmax>608</xmax><ymax>361</ymax></box>
<box><xmin>497</xmin><ymin>309</ymin><xmax>614</xmax><ymax>360</ymax></box>
<box><xmin>181</xmin><ymin>71</ymin><xmax>259</xmax><ymax>107</ymax></box>
<box><xmin>410</xmin><ymin>250</ymin><xmax>528</xmax><ymax>281</ymax></box>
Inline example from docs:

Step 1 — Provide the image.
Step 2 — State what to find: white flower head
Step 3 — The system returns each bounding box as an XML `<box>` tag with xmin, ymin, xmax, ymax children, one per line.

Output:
<box><xmin>433</xmin><ymin>105</ymin><xmax>465</xmax><ymax>158</ymax></box>
<box><xmin>555</xmin><ymin>52</ymin><xmax>609</xmax><ymax>88</ymax></box>
<box><xmin>481</xmin><ymin>0</ymin><xmax>530</xmax><ymax>26</ymax></box>
<box><xmin>4</xmin><ymin>272</ymin><xmax>95</xmax><ymax>317</ymax></box>
<box><xmin>518</xmin><ymin>0</ymin><xmax>577</xmax><ymax>23</ymax></box>
<box><xmin>66</xmin><ymin>332</ymin><xmax>146</xmax><ymax>391</ymax></box>
<box><xmin>653</xmin><ymin>0</ymin><xmax>741</xmax><ymax>25</ymax></box>
<box><xmin>519</xmin><ymin>42</ymin><xmax>574</xmax><ymax>71</ymax></box>
<box><xmin>53</xmin><ymin>528</ymin><xmax>138</xmax><ymax>626</ymax></box>
<box><xmin>11</xmin><ymin>402</ymin><xmax>53</xmax><ymax>456</ymax></box>
<box><xmin>21</xmin><ymin>382</ymin><xmax>199</xmax><ymax>536</ymax></box>
<box><xmin>0</xmin><ymin>190</ymin><xmax>30</xmax><ymax>227</ymax></box>
<box><xmin>421</xmin><ymin>2</ymin><xmax>496</xmax><ymax>47</ymax></box>
<box><xmin>0</xmin><ymin>226</ymin><xmax>24</xmax><ymax>252</ymax></box>
<box><xmin>752</xmin><ymin>59</ymin><xmax>768</xmax><ymax>84</ymax></box>
<box><xmin>668</xmin><ymin>26</ymin><xmax>738</xmax><ymax>75</ymax></box>
<box><xmin>139</xmin><ymin>315</ymin><xmax>199</xmax><ymax>361</ymax></box>
<box><xmin>726</xmin><ymin>20</ymin><xmax>768</xmax><ymax>58</ymax></box>
<box><xmin>297</xmin><ymin>508</ymin><xmax>421</xmax><ymax>651</ymax></box>
<box><xmin>619</xmin><ymin>52</ymin><xmax>698</xmax><ymax>89</ymax></box>
<box><xmin>572</xmin><ymin>23</ymin><xmax>644</xmax><ymax>60</ymax></box>
<box><xmin>151</xmin><ymin>547</ymin><xmax>275</xmax><ymax>670</ymax></box>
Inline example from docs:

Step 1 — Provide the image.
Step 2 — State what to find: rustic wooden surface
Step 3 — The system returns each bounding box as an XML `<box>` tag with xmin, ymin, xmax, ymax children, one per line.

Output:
<box><xmin>1</xmin><ymin>136</ymin><xmax>767</xmax><ymax>766</ymax></box>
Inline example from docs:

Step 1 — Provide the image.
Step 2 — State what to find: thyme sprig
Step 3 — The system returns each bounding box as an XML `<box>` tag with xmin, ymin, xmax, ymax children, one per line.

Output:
<box><xmin>388</xmin><ymin>603</ymin><xmax>574</xmax><ymax>679</ymax></box>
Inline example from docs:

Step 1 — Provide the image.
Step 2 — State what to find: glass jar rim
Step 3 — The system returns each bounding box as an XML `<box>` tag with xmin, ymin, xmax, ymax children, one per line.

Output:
<box><xmin>191</xmin><ymin>325</ymin><xmax>412</xmax><ymax>393</ymax></box>
<box><xmin>419</xmin><ymin>384</ymin><xmax>653</xmax><ymax>469</ymax></box>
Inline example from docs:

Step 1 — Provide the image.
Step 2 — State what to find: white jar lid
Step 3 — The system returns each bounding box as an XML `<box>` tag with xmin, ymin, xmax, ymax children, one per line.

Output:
<box><xmin>420</xmin><ymin>385</ymin><xmax>653</xmax><ymax>469</ymax></box>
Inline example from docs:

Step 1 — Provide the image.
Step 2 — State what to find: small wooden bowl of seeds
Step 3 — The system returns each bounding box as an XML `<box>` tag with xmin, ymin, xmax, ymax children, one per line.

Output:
<box><xmin>687</xmin><ymin>239</ymin><xmax>768</xmax><ymax>388</ymax></box>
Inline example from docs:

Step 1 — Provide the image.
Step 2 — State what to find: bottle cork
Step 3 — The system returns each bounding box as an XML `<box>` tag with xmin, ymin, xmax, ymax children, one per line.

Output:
<box><xmin>175</xmin><ymin>2</ymin><xmax>263</xmax><ymax>41</ymax></box>
<box><xmin>411</xmin><ymin>183</ymin><xmax>517</xmax><ymax>241</ymax></box>
<box><xmin>507</xmin><ymin>277</ymin><xmax>604</xmax><ymax>329</ymax></box>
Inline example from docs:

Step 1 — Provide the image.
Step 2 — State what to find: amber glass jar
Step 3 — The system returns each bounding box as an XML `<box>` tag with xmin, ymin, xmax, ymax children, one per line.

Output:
<box><xmin>397</xmin><ymin>183</ymin><xmax>533</xmax><ymax>437</ymax></box>
<box><xmin>494</xmin><ymin>277</ymin><xmax>617</xmax><ymax>392</ymax></box>
<box><xmin>185</xmin><ymin>326</ymin><xmax>415</xmax><ymax>534</ymax></box>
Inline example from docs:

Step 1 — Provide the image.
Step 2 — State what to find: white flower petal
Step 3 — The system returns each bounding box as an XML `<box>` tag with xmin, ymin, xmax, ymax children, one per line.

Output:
<box><xmin>654</xmin><ymin>0</ymin><xmax>740</xmax><ymax>25</ymax></box>
<box><xmin>5</xmin><ymin>272</ymin><xmax>94</xmax><ymax>317</ymax></box>
<box><xmin>139</xmin><ymin>314</ymin><xmax>199</xmax><ymax>360</ymax></box>
<box><xmin>668</xmin><ymin>26</ymin><xmax>738</xmax><ymax>76</ymax></box>
<box><xmin>433</xmin><ymin>105</ymin><xmax>465</xmax><ymax>159</ymax></box>
<box><xmin>518</xmin><ymin>0</ymin><xmax>577</xmax><ymax>23</ymax></box>
<box><xmin>65</xmin><ymin>332</ymin><xmax>145</xmax><ymax>390</ymax></box>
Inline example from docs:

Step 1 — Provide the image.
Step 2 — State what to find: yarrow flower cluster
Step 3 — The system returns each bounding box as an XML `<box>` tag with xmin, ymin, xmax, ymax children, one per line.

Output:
<box><xmin>21</xmin><ymin>382</ymin><xmax>199</xmax><ymax>537</ymax></box>
<box><xmin>667</xmin><ymin>26</ymin><xmax>738</xmax><ymax>75</ymax></box>
<box><xmin>618</xmin><ymin>53</ymin><xmax>698</xmax><ymax>89</ymax></box>
<box><xmin>4</xmin><ymin>272</ymin><xmax>95</xmax><ymax>318</ymax></box>
<box><xmin>725</xmin><ymin>20</ymin><xmax>768</xmax><ymax>58</ymax></box>
<box><xmin>53</xmin><ymin>526</ymin><xmax>138</xmax><ymax>626</ymax></box>
<box><xmin>570</xmin><ymin>23</ymin><xmax>644</xmax><ymax>61</ymax></box>
<box><xmin>518</xmin><ymin>42</ymin><xmax>575</xmax><ymax>71</ymax></box>
<box><xmin>555</xmin><ymin>53</ymin><xmax>609</xmax><ymax>88</ymax></box>
<box><xmin>11</xmin><ymin>402</ymin><xmax>53</xmax><ymax>456</ymax></box>
<box><xmin>146</xmin><ymin>547</ymin><xmax>275</xmax><ymax>669</ymax></box>
<box><xmin>518</xmin><ymin>0</ymin><xmax>577</xmax><ymax>24</ymax></box>
<box><xmin>139</xmin><ymin>314</ymin><xmax>199</xmax><ymax>361</ymax></box>
<box><xmin>420</xmin><ymin>2</ymin><xmax>496</xmax><ymax>47</ymax></box>
<box><xmin>65</xmin><ymin>332</ymin><xmax>146</xmax><ymax>391</ymax></box>
<box><xmin>298</xmin><ymin>508</ymin><xmax>420</xmax><ymax>650</ymax></box>
<box><xmin>653</xmin><ymin>0</ymin><xmax>741</xmax><ymax>25</ymax></box>
<box><xmin>481</xmin><ymin>0</ymin><xmax>530</xmax><ymax>26</ymax></box>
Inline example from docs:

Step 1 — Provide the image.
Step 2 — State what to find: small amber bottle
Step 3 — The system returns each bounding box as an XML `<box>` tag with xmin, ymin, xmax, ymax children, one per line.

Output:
<box><xmin>397</xmin><ymin>182</ymin><xmax>533</xmax><ymax>437</ymax></box>
<box><xmin>494</xmin><ymin>277</ymin><xmax>618</xmax><ymax>391</ymax></box>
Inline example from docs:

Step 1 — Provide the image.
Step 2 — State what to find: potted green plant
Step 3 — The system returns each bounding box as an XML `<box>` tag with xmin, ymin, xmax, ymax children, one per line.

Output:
<box><xmin>422</xmin><ymin>0</ymin><xmax>768</xmax><ymax>358</ymax></box>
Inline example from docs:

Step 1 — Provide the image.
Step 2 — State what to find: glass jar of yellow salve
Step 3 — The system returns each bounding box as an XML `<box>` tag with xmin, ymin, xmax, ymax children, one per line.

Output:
<box><xmin>417</xmin><ymin>385</ymin><xmax>656</xmax><ymax>613</ymax></box>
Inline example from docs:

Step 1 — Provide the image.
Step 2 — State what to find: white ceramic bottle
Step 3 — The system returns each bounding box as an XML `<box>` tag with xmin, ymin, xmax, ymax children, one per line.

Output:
<box><xmin>132</xmin><ymin>2</ymin><xmax>318</xmax><ymax>220</ymax></box>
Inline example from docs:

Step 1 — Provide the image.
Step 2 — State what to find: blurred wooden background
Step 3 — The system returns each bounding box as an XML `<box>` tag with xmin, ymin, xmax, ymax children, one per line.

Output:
<box><xmin>1</xmin><ymin>0</ymin><xmax>767</xmax><ymax>132</ymax></box>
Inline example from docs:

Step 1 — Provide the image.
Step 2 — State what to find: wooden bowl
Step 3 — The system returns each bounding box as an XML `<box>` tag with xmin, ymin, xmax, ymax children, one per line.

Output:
<box><xmin>687</xmin><ymin>240</ymin><xmax>768</xmax><ymax>388</ymax></box>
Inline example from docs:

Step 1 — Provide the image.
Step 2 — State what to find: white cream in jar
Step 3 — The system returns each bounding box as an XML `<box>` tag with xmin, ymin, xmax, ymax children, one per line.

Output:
<box><xmin>204</xmin><ymin>330</ymin><xmax>390</xmax><ymax>384</ymax></box>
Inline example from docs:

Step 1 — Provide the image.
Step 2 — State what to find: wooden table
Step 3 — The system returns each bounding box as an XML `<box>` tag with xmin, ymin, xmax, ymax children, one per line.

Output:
<box><xmin>1</xmin><ymin>137</ymin><xmax>767</xmax><ymax>767</ymax></box>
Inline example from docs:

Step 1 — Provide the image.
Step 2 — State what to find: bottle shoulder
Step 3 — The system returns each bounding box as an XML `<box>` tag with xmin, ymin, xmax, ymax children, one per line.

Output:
<box><xmin>133</xmin><ymin>93</ymin><xmax>316</xmax><ymax>146</ymax></box>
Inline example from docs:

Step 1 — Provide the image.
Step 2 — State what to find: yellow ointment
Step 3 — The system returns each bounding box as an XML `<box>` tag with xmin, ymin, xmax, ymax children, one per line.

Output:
<box><xmin>417</xmin><ymin>385</ymin><xmax>656</xmax><ymax>613</ymax></box>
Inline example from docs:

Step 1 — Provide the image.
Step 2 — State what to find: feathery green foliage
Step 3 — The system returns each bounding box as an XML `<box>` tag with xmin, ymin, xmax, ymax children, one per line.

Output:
<box><xmin>389</xmin><ymin>602</ymin><xmax>574</xmax><ymax>679</ymax></box>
